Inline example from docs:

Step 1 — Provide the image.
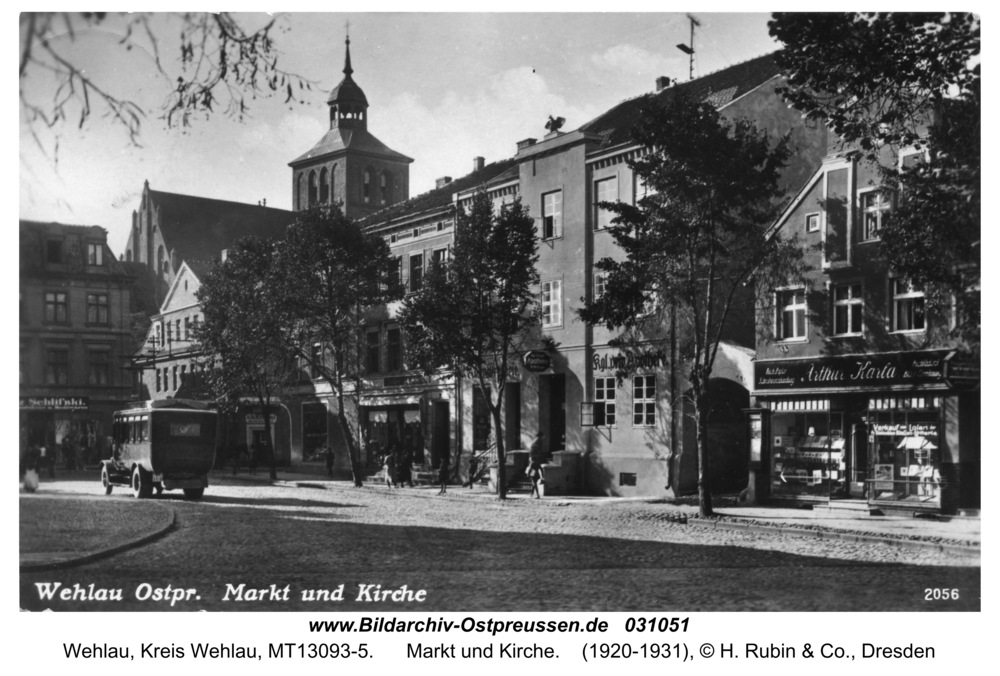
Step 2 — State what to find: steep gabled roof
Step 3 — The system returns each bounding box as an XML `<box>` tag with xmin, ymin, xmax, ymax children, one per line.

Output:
<box><xmin>289</xmin><ymin>127</ymin><xmax>414</xmax><ymax>166</ymax></box>
<box><xmin>147</xmin><ymin>189</ymin><xmax>297</xmax><ymax>264</ymax></box>
<box><xmin>580</xmin><ymin>51</ymin><xmax>782</xmax><ymax>149</ymax></box>
<box><xmin>361</xmin><ymin>156</ymin><xmax>520</xmax><ymax>230</ymax></box>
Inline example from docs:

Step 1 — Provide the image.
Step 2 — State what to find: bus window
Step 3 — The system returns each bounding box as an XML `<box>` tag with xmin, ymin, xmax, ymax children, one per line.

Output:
<box><xmin>140</xmin><ymin>416</ymin><xmax>148</xmax><ymax>442</ymax></box>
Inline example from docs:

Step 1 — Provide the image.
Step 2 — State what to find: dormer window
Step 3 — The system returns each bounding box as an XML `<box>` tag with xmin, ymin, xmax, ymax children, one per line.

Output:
<box><xmin>87</xmin><ymin>243</ymin><xmax>104</xmax><ymax>266</ymax></box>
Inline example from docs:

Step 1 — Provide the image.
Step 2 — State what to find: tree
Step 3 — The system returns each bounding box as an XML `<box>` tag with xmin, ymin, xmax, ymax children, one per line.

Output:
<box><xmin>577</xmin><ymin>95</ymin><xmax>801</xmax><ymax>517</ymax></box>
<box><xmin>20</xmin><ymin>12</ymin><xmax>309</xmax><ymax>155</ymax></box>
<box><xmin>196</xmin><ymin>236</ymin><xmax>299</xmax><ymax>481</ymax></box>
<box><xmin>769</xmin><ymin>12</ymin><xmax>980</xmax><ymax>352</ymax></box>
<box><xmin>276</xmin><ymin>206</ymin><xmax>404</xmax><ymax>487</ymax></box>
<box><xmin>399</xmin><ymin>190</ymin><xmax>539</xmax><ymax>499</ymax></box>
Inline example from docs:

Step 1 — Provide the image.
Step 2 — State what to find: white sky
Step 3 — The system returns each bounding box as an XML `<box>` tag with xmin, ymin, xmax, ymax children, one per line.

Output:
<box><xmin>19</xmin><ymin>11</ymin><xmax>782</xmax><ymax>258</ymax></box>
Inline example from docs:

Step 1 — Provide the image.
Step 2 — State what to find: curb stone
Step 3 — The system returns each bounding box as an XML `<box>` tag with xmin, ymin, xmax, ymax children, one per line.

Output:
<box><xmin>687</xmin><ymin>517</ymin><xmax>980</xmax><ymax>557</ymax></box>
<box><xmin>20</xmin><ymin>503</ymin><xmax>177</xmax><ymax>572</ymax></box>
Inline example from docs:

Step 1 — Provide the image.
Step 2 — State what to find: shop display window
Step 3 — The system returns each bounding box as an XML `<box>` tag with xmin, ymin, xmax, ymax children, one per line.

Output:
<box><xmin>866</xmin><ymin>396</ymin><xmax>940</xmax><ymax>504</ymax></box>
<box><xmin>769</xmin><ymin>398</ymin><xmax>845</xmax><ymax>497</ymax></box>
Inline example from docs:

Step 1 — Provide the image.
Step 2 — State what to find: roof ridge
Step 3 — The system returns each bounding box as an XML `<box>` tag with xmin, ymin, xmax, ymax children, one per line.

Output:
<box><xmin>148</xmin><ymin>189</ymin><xmax>294</xmax><ymax>213</ymax></box>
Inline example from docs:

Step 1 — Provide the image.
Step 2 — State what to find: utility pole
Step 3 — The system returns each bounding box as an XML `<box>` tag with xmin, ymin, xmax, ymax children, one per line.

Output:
<box><xmin>675</xmin><ymin>14</ymin><xmax>701</xmax><ymax>81</ymax></box>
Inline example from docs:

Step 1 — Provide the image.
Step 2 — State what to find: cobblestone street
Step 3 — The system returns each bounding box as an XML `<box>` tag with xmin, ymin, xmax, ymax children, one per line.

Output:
<box><xmin>20</xmin><ymin>474</ymin><xmax>980</xmax><ymax>612</ymax></box>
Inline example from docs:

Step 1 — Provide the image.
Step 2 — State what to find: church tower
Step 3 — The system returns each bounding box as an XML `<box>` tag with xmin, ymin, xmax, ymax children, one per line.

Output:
<box><xmin>289</xmin><ymin>35</ymin><xmax>412</xmax><ymax>218</ymax></box>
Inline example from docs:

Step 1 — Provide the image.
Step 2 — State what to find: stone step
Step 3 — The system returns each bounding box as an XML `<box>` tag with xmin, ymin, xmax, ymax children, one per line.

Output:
<box><xmin>813</xmin><ymin>500</ymin><xmax>882</xmax><ymax>517</ymax></box>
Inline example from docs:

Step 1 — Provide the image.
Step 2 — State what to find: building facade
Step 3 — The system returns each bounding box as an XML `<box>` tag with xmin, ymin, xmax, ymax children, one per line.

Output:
<box><xmin>20</xmin><ymin>220</ymin><xmax>135</xmax><ymax>466</ymax></box>
<box><xmin>750</xmin><ymin>146</ymin><xmax>980</xmax><ymax>514</ymax></box>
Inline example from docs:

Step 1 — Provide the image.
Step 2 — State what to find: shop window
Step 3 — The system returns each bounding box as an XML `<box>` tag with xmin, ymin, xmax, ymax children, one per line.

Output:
<box><xmin>595</xmin><ymin>176</ymin><xmax>618</xmax><ymax>230</ymax></box>
<box><xmin>409</xmin><ymin>254</ymin><xmax>423</xmax><ymax>293</ymax></box>
<box><xmin>632</xmin><ymin>375</ymin><xmax>655</xmax><ymax>427</ymax></box>
<box><xmin>87</xmin><ymin>243</ymin><xmax>104</xmax><ymax>266</ymax></box>
<box><xmin>542</xmin><ymin>190</ymin><xmax>562</xmax><ymax>240</ymax></box>
<box><xmin>805</xmin><ymin>213</ymin><xmax>820</xmax><ymax>233</ymax></box>
<box><xmin>386</xmin><ymin>328</ymin><xmax>402</xmax><ymax>372</ymax></box>
<box><xmin>541</xmin><ymin>280</ymin><xmax>562</xmax><ymax>328</ymax></box>
<box><xmin>775</xmin><ymin>288</ymin><xmax>806</xmax><ymax>341</ymax></box>
<box><xmin>47</xmin><ymin>240</ymin><xmax>63</xmax><ymax>264</ymax></box>
<box><xmin>892</xmin><ymin>279</ymin><xmax>925</xmax><ymax>332</ymax></box>
<box><xmin>88</xmin><ymin>350</ymin><xmax>110</xmax><ymax>385</ymax></box>
<box><xmin>619</xmin><ymin>472</ymin><xmax>637</xmax><ymax>487</ymax></box>
<box><xmin>769</xmin><ymin>405</ymin><xmax>845</xmax><ymax>499</ymax></box>
<box><xmin>594</xmin><ymin>272</ymin><xmax>607</xmax><ymax>300</ymax></box>
<box><xmin>867</xmin><ymin>399</ymin><xmax>940</xmax><ymax>504</ymax></box>
<box><xmin>45</xmin><ymin>348</ymin><xmax>69</xmax><ymax>385</ymax></box>
<box><xmin>367</xmin><ymin>330</ymin><xmax>381</xmax><ymax>374</ymax></box>
<box><xmin>832</xmin><ymin>283</ymin><xmax>863</xmax><ymax>336</ymax></box>
<box><xmin>594</xmin><ymin>377</ymin><xmax>616</xmax><ymax>426</ymax></box>
<box><xmin>86</xmin><ymin>293</ymin><xmax>109</xmax><ymax>324</ymax></box>
<box><xmin>860</xmin><ymin>189</ymin><xmax>892</xmax><ymax>241</ymax></box>
<box><xmin>44</xmin><ymin>292</ymin><xmax>68</xmax><ymax>323</ymax></box>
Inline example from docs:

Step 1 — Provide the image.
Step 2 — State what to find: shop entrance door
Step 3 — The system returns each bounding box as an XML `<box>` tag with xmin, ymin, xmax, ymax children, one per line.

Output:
<box><xmin>432</xmin><ymin>401</ymin><xmax>450</xmax><ymax>469</ymax></box>
<box><xmin>850</xmin><ymin>421</ymin><xmax>868</xmax><ymax>498</ymax></box>
<box><xmin>539</xmin><ymin>374</ymin><xmax>565</xmax><ymax>457</ymax></box>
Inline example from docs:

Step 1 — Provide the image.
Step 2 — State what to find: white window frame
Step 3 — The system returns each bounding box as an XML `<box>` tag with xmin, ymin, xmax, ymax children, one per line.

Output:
<box><xmin>541</xmin><ymin>279</ymin><xmax>562</xmax><ymax>328</ymax></box>
<box><xmin>805</xmin><ymin>212</ymin><xmax>820</xmax><ymax>233</ymax></box>
<box><xmin>542</xmin><ymin>190</ymin><xmax>562</xmax><ymax>240</ymax></box>
<box><xmin>632</xmin><ymin>375</ymin><xmax>656</xmax><ymax>428</ymax></box>
<box><xmin>594</xmin><ymin>376</ymin><xmax>617</xmax><ymax>427</ymax></box>
<box><xmin>859</xmin><ymin>188</ymin><xmax>891</xmax><ymax>242</ymax></box>
<box><xmin>87</xmin><ymin>243</ymin><xmax>104</xmax><ymax>266</ymax></box>
<box><xmin>831</xmin><ymin>282</ymin><xmax>863</xmax><ymax>337</ymax></box>
<box><xmin>595</xmin><ymin>176</ymin><xmax>618</xmax><ymax>230</ymax></box>
<box><xmin>594</xmin><ymin>272</ymin><xmax>607</xmax><ymax>301</ymax></box>
<box><xmin>891</xmin><ymin>278</ymin><xmax>926</xmax><ymax>333</ymax></box>
<box><xmin>775</xmin><ymin>287</ymin><xmax>807</xmax><ymax>342</ymax></box>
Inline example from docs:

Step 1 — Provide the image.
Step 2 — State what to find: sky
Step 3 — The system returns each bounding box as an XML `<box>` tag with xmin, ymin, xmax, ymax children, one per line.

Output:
<box><xmin>19</xmin><ymin>11</ymin><xmax>784</xmax><ymax>258</ymax></box>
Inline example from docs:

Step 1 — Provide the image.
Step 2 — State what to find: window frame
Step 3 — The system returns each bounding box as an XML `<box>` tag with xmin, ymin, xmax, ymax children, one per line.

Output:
<box><xmin>87</xmin><ymin>243</ymin><xmax>104</xmax><ymax>266</ymax></box>
<box><xmin>805</xmin><ymin>212</ymin><xmax>821</xmax><ymax>234</ymax></box>
<box><xmin>541</xmin><ymin>279</ymin><xmax>563</xmax><ymax>328</ymax></box>
<box><xmin>632</xmin><ymin>374</ymin><xmax>656</xmax><ymax>428</ymax></box>
<box><xmin>831</xmin><ymin>282</ymin><xmax>864</xmax><ymax>337</ymax></box>
<box><xmin>541</xmin><ymin>190</ymin><xmax>563</xmax><ymax>240</ymax></box>
<box><xmin>891</xmin><ymin>278</ymin><xmax>926</xmax><ymax>333</ymax></box>
<box><xmin>86</xmin><ymin>293</ymin><xmax>109</xmax><ymax>325</ymax></box>
<box><xmin>44</xmin><ymin>291</ymin><xmax>69</xmax><ymax>324</ymax></box>
<box><xmin>594</xmin><ymin>176</ymin><xmax>618</xmax><ymax>230</ymax></box>
<box><xmin>386</xmin><ymin>327</ymin><xmax>403</xmax><ymax>372</ymax></box>
<box><xmin>775</xmin><ymin>287</ymin><xmax>807</xmax><ymax>342</ymax></box>
<box><xmin>594</xmin><ymin>272</ymin><xmax>607</xmax><ymax>301</ymax></box>
<box><xmin>45</xmin><ymin>347</ymin><xmax>69</xmax><ymax>386</ymax></box>
<box><xmin>594</xmin><ymin>376</ymin><xmax>617</xmax><ymax>427</ymax></box>
<box><xmin>87</xmin><ymin>349</ymin><xmax>111</xmax><ymax>386</ymax></box>
<box><xmin>859</xmin><ymin>188</ymin><xmax>892</xmax><ymax>242</ymax></box>
<box><xmin>409</xmin><ymin>253</ymin><xmax>424</xmax><ymax>293</ymax></box>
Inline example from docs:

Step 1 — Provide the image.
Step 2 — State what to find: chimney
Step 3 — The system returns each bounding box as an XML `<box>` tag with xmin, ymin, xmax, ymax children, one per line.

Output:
<box><xmin>473</xmin><ymin>156</ymin><xmax>485</xmax><ymax>172</ymax></box>
<box><xmin>656</xmin><ymin>76</ymin><xmax>672</xmax><ymax>92</ymax></box>
<box><xmin>262</xmin><ymin>198</ymin><xmax>267</xmax><ymax>207</ymax></box>
<box><xmin>435</xmin><ymin>176</ymin><xmax>453</xmax><ymax>190</ymax></box>
<box><xmin>516</xmin><ymin>138</ymin><xmax>537</xmax><ymax>151</ymax></box>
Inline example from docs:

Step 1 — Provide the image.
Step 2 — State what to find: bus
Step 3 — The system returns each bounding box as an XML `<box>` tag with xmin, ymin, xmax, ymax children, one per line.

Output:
<box><xmin>103</xmin><ymin>399</ymin><xmax>218</xmax><ymax>499</ymax></box>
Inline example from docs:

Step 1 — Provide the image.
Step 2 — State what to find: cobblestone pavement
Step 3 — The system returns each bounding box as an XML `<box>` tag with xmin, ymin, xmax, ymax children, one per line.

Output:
<box><xmin>19</xmin><ymin>476</ymin><xmax>980</xmax><ymax>612</ymax></box>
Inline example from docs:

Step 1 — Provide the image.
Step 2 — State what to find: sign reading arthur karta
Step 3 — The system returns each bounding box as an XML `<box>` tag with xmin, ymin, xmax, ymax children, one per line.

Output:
<box><xmin>755</xmin><ymin>351</ymin><xmax>952</xmax><ymax>392</ymax></box>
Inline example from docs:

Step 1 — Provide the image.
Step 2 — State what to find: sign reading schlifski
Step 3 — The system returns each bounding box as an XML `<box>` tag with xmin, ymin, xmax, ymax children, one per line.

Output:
<box><xmin>755</xmin><ymin>351</ymin><xmax>950</xmax><ymax>392</ymax></box>
<box><xmin>20</xmin><ymin>396</ymin><xmax>89</xmax><ymax>410</ymax></box>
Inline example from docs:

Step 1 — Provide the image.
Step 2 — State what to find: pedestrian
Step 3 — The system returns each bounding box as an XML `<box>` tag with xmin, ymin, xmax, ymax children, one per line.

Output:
<box><xmin>383</xmin><ymin>447</ymin><xmax>397</xmax><ymax>489</ymax></box>
<box><xmin>324</xmin><ymin>446</ymin><xmax>335</xmax><ymax>478</ymax></box>
<box><xmin>463</xmin><ymin>454</ymin><xmax>479</xmax><ymax>488</ymax></box>
<box><xmin>398</xmin><ymin>446</ymin><xmax>414</xmax><ymax>488</ymax></box>
<box><xmin>528</xmin><ymin>431</ymin><xmax>545</xmax><ymax>497</ymax></box>
<box><xmin>437</xmin><ymin>458</ymin><xmax>448</xmax><ymax>495</ymax></box>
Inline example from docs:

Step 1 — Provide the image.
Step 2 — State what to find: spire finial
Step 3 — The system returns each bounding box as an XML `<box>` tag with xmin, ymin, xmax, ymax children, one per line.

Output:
<box><xmin>343</xmin><ymin>24</ymin><xmax>353</xmax><ymax>77</ymax></box>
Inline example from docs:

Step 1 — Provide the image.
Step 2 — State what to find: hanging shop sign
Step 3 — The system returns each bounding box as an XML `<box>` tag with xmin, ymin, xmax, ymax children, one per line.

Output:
<box><xmin>522</xmin><ymin>351</ymin><xmax>552</xmax><ymax>373</ymax></box>
<box><xmin>246</xmin><ymin>413</ymin><xmax>278</xmax><ymax>424</ymax></box>
<box><xmin>20</xmin><ymin>396</ymin><xmax>89</xmax><ymax>410</ymax></box>
<box><xmin>755</xmin><ymin>350</ymin><xmax>949</xmax><ymax>392</ymax></box>
<box><xmin>942</xmin><ymin>352</ymin><xmax>980</xmax><ymax>389</ymax></box>
<box><xmin>592</xmin><ymin>349</ymin><xmax>667</xmax><ymax>374</ymax></box>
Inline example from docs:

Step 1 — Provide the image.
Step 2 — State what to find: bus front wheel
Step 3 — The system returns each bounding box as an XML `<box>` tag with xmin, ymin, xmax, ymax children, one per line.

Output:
<box><xmin>183</xmin><ymin>488</ymin><xmax>204</xmax><ymax>500</ymax></box>
<box><xmin>132</xmin><ymin>466</ymin><xmax>153</xmax><ymax>499</ymax></box>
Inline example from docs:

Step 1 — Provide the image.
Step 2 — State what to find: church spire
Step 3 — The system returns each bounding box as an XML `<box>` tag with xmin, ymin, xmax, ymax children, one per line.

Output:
<box><xmin>343</xmin><ymin>34</ymin><xmax>353</xmax><ymax>78</ymax></box>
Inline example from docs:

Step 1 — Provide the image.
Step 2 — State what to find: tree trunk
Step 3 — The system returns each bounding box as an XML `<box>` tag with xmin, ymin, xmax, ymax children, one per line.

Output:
<box><xmin>263</xmin><ymin>400</ymin><xmax>277</xmax><ymax>481</ymax></box>
<box><xmin>491</xmin><ymin>404</ymin><xmax>507</xmax><ymax>500</ymax></box>
<box><xmin>695</xmin><ymin>390</ymin><xmax>714</xmax><ymax>517</ymax></box>
<box><xmin>335</xmin><ymin>378</ymin><xmax>363</xmax><ymax>487</ymax></box>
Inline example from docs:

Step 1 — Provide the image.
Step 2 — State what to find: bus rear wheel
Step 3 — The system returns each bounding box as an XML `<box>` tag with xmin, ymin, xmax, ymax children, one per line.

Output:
<box><xmin>101</xmin><ymin>466</ymin><xmax>113</xmax><ymax>495</ymax></box>
<box><xmin>132</xmin><ymin>465</ymin><xmax>153</xmax><ymax>499</ymax></box>
<box><xmin>183</xmin><ymin>488</ymin><xmax>204</xmax><ymax>500</ymax></box>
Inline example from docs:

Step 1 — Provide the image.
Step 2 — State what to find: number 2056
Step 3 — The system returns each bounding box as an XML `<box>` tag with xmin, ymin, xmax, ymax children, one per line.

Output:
<box><xmin>925</xmin><ymin>588</ymin><xmax>959</xmax><ymax>601</ymax></box>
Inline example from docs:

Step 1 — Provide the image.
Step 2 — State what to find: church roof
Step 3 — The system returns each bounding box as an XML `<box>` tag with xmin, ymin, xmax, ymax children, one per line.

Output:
<box><xmin>361</xmin><ymin>157</ymin><xmax>519</xmax><ymax>230</ymax></box>
<box><xmin>327</xmin><ymin>36</ymin><xmax>368</xmax><ymax>107</ymax></box>
<box><xmin>289</xmin><ymin>127</ymin><xmax>414</xmax><ymax>166</ymax></box>
<box><xmin>579</xmin><ymin>51</ymin><xmax>782</xmax><ymax>149</ymax></box>
<box><xmin>146</xmin><ymin>189</ymin><xmax>297</xmax><ymax>265</ymax></box>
